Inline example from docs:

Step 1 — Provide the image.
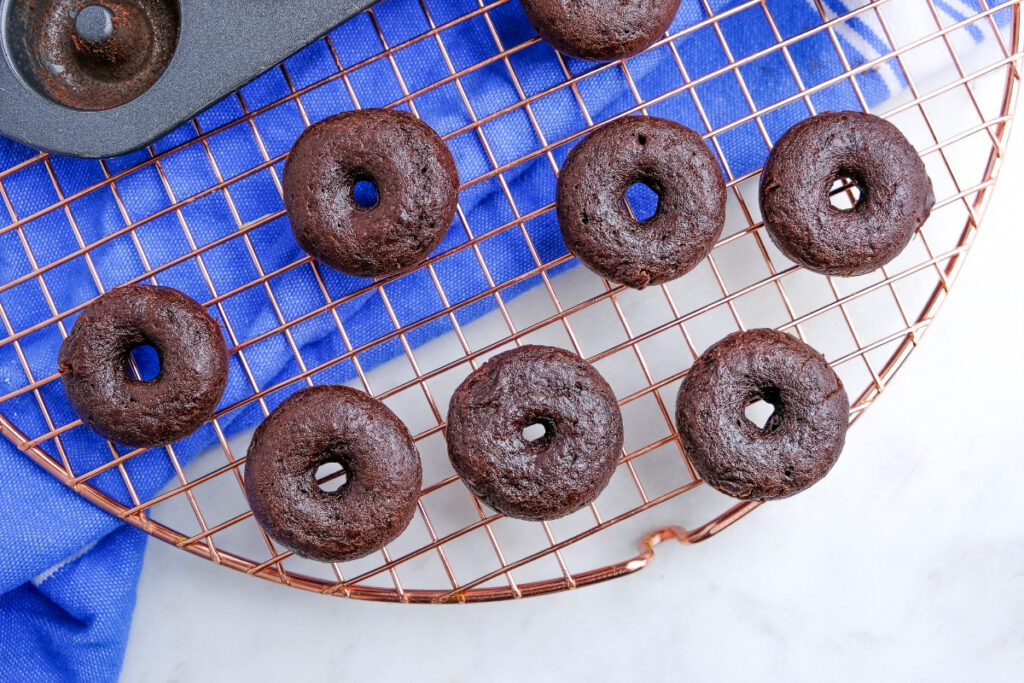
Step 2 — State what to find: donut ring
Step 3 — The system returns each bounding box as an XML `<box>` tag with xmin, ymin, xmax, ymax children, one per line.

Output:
<box><xmin>520</xmin><ymin>0</ymin><xmax>681</xmax><ymax>62</ymax></box>
<box><xmin>283</xmin><ymin>108</ymin><xmax>459</xmax><ymax>278</ymax></box>
<box><xmin>446</xmin><ymin>345</ymin><xmax>624</xmax><ymax>521</ymax></box>
<box><xmin>759</xmin><ymin>111</ymin><xmax>935</xmax><ymax>276</ymax></box>
<box><xmin>244</xmin><ymin>385</ymin><xmax>422</xmax><ymax>563</ymax></box>
<box><xmin>675</xmin><ymin>329</ymin><xmax>850</xmax><ymax>501</ymax></box>
<box><xmin>57</xmin><ymin>284</ymin><xmax>229</xmax><ymax>448</ymax></box>
<box><xmin>557</xmin><ymin>116</ymin><xmax>726</xmax><ymax>289</ymax></box>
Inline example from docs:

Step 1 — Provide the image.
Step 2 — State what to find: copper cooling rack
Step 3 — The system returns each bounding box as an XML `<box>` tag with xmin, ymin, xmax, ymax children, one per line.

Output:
<box><xmin>1</xmin><ymin>0</ymin><xmax>1022</xmax><ymax>603</ymax></box>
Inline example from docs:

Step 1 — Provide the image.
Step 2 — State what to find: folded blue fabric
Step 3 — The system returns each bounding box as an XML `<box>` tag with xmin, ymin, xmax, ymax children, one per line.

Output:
<box><xmin>0</xmin><ymin>0</ymin><xmax>1008</xmax><ymax>679</ymax></box>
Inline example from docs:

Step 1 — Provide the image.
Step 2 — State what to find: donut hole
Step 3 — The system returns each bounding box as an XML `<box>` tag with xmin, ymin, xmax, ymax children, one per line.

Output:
<box><xmin>315</xmin><ymin>460</ymin><xmax>349</xmax><ymax>493</ymax></box>
<box><xmin>744</xmin><ymin>399</ymin><xmax>775</xmax><ymax>430</ymax></box>
<box><xmin>126</xmin><ymin>343</ymin><xmax>160</xmax><ymax>382</ymax></box>
<box><xmin>624</xmin><ymin>180</ymin><xmax>660</xmax><ymax>223</ymax></box>
<box><xmin>744</xmin><ymin>386</ymin><xmax>783</xmax><ymax>432</ymax></box>
<box><xmin>521</xmin><ymin>417</ymin><xmax>556</xmax><ymax>445</ymax></box>
<box><xmin>829</xmin><ymin>174</ymin><xmax>864</xmax><ymax>211</ymax></box>
<box><xmin>351</xmin><ymin>176</ymin><xmax>380</xmax><ymax>210</ymax></box>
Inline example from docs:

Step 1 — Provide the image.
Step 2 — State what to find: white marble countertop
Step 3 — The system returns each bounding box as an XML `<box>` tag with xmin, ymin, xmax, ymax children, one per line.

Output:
<box><xmin>121</xmin><ymin>121</ymin><xmax>1024</xmax><ymax>683</ymax></box>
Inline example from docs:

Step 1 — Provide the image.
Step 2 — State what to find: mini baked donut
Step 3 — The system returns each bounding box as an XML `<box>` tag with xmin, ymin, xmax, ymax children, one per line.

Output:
<box><xmin>520</xmin><ymin>0</ymin><xmax>681</xmax><ymax>61</ymax></box>
<box><xmin>57</xmin><ymin>284</ymin><xmax>229</xmax><ymax>448</ymax></box>
<box><xmin>283</xmin><ymin>108</ymin><xmax>459</xmax><ymax>278</ymax></box>
<box><xmin>557</xmin><ymin>115</ymin><xmax>726</xmax><ymax>289</ymax></box>
<box><xmin>759</xmin><ymin>111</ymin><xmax>934</xmax><ymax>276</ymax></box>
<box><xmin>675</xmin><ymin>329</ymin><xmax>849</xmax><ymax>501</ymax></box>
<box><xmin>446</xmin><ymin>345</ymin><xmax>623</xmax><ymax>521</ymax></box>
<box><xmin>244</xmin><ymin>385</ymin><xmax>422</xmax><ymax>563</ymax></box>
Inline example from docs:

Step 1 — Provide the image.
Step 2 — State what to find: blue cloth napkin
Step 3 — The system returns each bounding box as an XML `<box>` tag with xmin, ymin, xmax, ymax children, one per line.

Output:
<box><xmin>0</xmin><ymin>0</ymin><xmax>1009</xmax><ymax>679</ymax></box>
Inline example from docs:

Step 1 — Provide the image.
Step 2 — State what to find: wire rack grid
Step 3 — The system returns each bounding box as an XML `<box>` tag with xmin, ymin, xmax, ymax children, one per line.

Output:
<box><xmin>0</xmin><ymin>0</ymin><xmax>1021</xmax><ymax>603</ymax></box>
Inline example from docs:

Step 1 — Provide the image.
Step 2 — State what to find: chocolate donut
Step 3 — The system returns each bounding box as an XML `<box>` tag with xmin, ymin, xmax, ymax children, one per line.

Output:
<box><xmin>283</xmin><ymin>109</ymin><xmax>459</xmax><ymax>278</ymax></box>
<box><xmin>520</xmin><ymin>0</ymin><xmax>681</xmax><ymax>62</ymax></box>
<box><xmin>57</xmin><ymin>284</ymin><xmax>229</xmax><ymax>448</ymax></box>
<box><xmin>557</xmin><ymin>116</ymin><xmax>726</xmax><ymax>289</ymax></box>
<box><xmin>759</xmin><ymin>111</ymin><xmax>934</xmax><ymax>276</ymax></box>
<box><xmin>675</xmin><ymin>329</ymin><xmax>849</xmax><ymax>501</ymax></box>
<box><xmin>244</xmin><ymin>385</ymin><xmax>422</xmax><ymax>563</ymax></box>
<box><xmin>446</xmin><ymin>345</ymin><xmax>623</xmax><ymax>521</ymax></box>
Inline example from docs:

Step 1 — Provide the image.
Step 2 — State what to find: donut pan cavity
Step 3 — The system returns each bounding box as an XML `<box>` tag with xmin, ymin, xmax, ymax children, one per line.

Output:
<box><xmin>0</xmin><ymin>0</ymin><xmax>378</xmax><ymax>158</ymax></box>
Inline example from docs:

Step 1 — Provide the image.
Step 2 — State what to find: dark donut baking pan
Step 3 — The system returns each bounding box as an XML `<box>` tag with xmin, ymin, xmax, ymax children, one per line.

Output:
<box><xmin>0</xmin><ymin>0</ymin><xmax>379</xmax><ymax>158</ymax></box>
